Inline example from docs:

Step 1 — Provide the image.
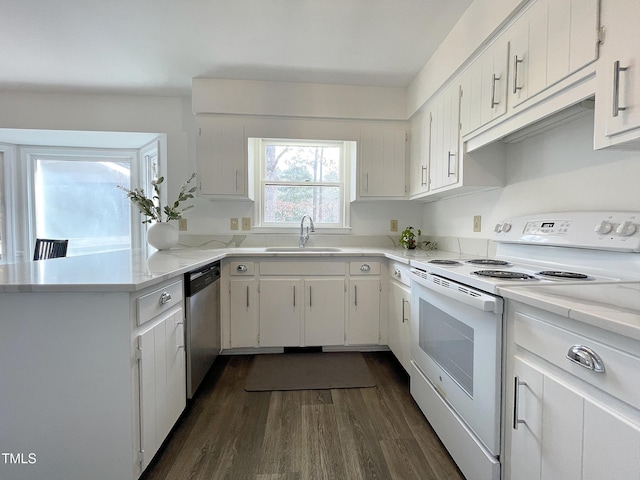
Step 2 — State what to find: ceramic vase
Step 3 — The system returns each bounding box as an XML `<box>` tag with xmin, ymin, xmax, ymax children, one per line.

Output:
<box><xmin>147</xmin><ymin>222</ymin><xmax>179</xmax><ymax>250</ymax></box>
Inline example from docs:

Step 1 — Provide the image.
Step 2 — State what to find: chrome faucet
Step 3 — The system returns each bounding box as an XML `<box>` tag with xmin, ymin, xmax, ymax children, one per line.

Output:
<box><xmin>299</xmin><ymin>214</ymin><xmax>315</xmax><ymax>247</ymax></box>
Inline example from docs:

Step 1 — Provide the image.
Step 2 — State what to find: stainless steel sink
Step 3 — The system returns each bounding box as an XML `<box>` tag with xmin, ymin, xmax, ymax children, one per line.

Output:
<box><xmin>264</xmin><ymin>247</ymin><xmax>343</xmax><ymax>253</ymax></box>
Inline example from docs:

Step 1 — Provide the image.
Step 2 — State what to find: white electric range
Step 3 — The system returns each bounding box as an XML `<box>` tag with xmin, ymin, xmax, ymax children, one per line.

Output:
<box><xmin>407</xmin><ymin>211</ymin><xmax>640</xmax><ymax>480</ymax></box>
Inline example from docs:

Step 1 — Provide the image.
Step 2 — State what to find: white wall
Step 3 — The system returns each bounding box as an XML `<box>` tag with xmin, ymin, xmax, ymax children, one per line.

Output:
<box><xmin>422</xmin><ymin>112</ymin><xmax>640</xmax><ymax>237</ymax></box>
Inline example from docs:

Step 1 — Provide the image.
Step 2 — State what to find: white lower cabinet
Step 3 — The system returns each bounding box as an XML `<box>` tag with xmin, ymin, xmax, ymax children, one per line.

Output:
<box><xmin>388</xmin><ymin>280</ymin><xmax>411</xmax><ymax>372</ymax></box>
<box><xmin>347</xmin><ymin>277</ymin><xmax>380</xmax><ymax>345</ymax></box>
<box><xmin>505</xmin><ymin>303</ymin><xmax>640</xmax><ymax>480</ymax></box>
<box><xmin>259</xmin><ymin>276</ymin><xmax>346</xmax><ymax>347</ymax></box>
<box><xmin>229</xmin><ymin>278</ymin><xmax>259</xmax><ymax>348</ymax></box>
<box><xmin>136</xmin><ymin>303</ymin><xmax>185</xmax><ymax>472</ymax></box>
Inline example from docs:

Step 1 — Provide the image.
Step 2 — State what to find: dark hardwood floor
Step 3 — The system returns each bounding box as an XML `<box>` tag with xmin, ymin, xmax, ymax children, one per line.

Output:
<box><xmin>141</xmin><ymin>352</ymin><xmax>464</xmax><ymax>480</ymax></box>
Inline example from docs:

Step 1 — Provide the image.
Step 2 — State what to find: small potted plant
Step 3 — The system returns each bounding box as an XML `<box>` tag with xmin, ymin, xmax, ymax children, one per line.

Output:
<box><xmin>119</xmin><ymin>173</ymin><xmax>197</xmax><ymax>250</ymax></box>
<box><xmin>399</xmin><ymin>226</ymin><xmax>421</xmax><ymax>249</ymax></box>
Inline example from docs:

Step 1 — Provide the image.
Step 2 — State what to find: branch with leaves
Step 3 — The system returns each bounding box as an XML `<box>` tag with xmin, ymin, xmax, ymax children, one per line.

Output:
<box><xmin>119</xmin><ymin>173</ymin><xmax>197</xmax><ymax>223</ymax></box>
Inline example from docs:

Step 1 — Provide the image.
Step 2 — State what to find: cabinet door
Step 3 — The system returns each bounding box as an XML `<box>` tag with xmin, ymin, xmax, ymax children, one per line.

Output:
<box><xmin>430</xmin><ymin>84</ymin><xmax>461</xmax><ymax>191</ymax></box>
<box><xmin>595</xmin><ymin>0</ymin><xmax>640</xmax><ymax>146</ymax></box>
<box><xmin>164</xmin><ymin>309</ymin><xmax>186</xmax><ymax>440</ymax></box>
<box><xmin>388</xmin><ymin>282</ymin><xmax>411</xmax><ymax>372</ymax></box>
<box><xmin>229</xmin><ymin>279</ymin><xmax>259</xmax><ymax>348</ymax></box>
<box><xmin>347</xmin><ymin>278</ymin><xmax>380</xmax><ymax>345</ymax></box>
<box><xmin>409</xmin><ymin>111</ymin><xmax>431</xmax><ymax>197</ymax></box>
<box><xmin>583</xmin><ymin>399</ymin><xmax>640</xmax><ymax>479</ymax></box>
<box><xmin>359</xmin><ymin>127</ymin><xmax>406</xmax><ymax>198</ymax></box>
<box><xmin>259</xmin><ymin>278</ymin><xmax>301</xmax><ymax>346</ymax></box>
<box><xmin>480</xmin><ymin>40</ymin><xmax>509</xmax><ymax>125</ymax></box>
<box><xmin>196</xmin><ymin>116</ymin><xmax>247</xmax><ymax>197</ymax></box>
<box><xmin>304</xmin><ymin>278</ymin><xmax>345</xmax><ymax>346</ymax></box>
<box><xmin>137</xmin><ymin>309</ymin><xmax>186</xmax><ymax>470</ymax></box>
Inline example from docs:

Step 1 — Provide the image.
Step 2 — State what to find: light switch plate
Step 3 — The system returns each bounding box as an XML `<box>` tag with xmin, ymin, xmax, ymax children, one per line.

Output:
<box><xmin>178</xmin><ymin>218</ymin><xmax>188</xmax><ymax>231</ymax></box>
<box><xmin>390</xmin><ymin>219</ymin><xmax>398</xmax><ymax>232</ymax></box>
<box><xmin>230</xmin><ymin>218</ymin><xmax>239</xmax><ymax>230</ymax></box>
<box><xmin>242</xmin><ymin>217</ymin><xmax>251</xmax><ymax>230</ymax></box>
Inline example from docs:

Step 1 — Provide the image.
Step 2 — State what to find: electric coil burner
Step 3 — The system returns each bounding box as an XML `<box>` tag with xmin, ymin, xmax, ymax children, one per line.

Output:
<box><xmin>536</xmin><ymin>270</ymin><xmax>591</xmax><ymax>280</ymax></box>
<box><xmin>472</xmin><ymin>270</ymin><xmax>536</xmax><ymax>280</ymax></box>
<box><xmin>428</xmin><ymin>259</ymin><xmax>461</xmax><ymax>265</ymax></box>
<box><xmin>466</xmin><ymin>259</ymin><xmax>512</xmax><ymax>266</ymax></box>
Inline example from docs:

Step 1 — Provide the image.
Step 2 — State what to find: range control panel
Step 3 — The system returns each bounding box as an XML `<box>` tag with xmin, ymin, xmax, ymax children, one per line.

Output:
<box><xmin>493</xmin><ymin>211</ymin><xmax>640</xmax><ymax>252</ymax></box>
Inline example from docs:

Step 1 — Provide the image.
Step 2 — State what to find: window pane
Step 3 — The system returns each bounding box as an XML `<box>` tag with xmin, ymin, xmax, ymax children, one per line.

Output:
<box><xmin>264</xmin><ymin>185</ymin><xmax>340</xmax><ymax>224</ymax></box>
<box><xmin>34</xmin><ymin>159</ymin><xmax>131</xmax><ymax>256</ymax></box>
<box><xmin>265</xmin><ymin>144</ymin><xmax>341</xmax><ymax>182</ymax></box>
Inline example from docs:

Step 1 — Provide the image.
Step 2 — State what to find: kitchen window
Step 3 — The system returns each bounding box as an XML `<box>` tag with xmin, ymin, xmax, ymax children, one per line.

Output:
<box><xmin>252</xmin><ymin>138</ymin><xmax>353</xmax><ymax>230</ymax></box>
<box><xmin>25</xmin><ymin>147</ymin><xmax>140</xmax><ymax>257</ymax></box>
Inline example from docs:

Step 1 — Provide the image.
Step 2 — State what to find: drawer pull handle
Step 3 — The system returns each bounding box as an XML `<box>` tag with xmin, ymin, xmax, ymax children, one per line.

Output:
<box><xmin>513</xmin><ymin>376</ymin><xmax>527</xmax><ymax>430</ymax></box>
<box><xmin>566</xmin><ymin>345</ymin><xmax>605</xmax><ymax>373</ymax></box>
<box><xmin>237</xmin><ymin>265</ymin><xmax>248</xmax><ymax>272</ymax></box>
<box><xmin>360</xmin><ymin>264</ymin><xmax>371</xmax><ymax>272</ymax></box>
<box><xmin>159</xmin><ymin>292</ymin><xmax>172</xmax><ymax>305</ymax></box>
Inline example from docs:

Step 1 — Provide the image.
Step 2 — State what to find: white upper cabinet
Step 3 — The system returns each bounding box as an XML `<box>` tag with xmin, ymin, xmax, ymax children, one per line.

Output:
<box><xmin>356</xmin><ymin>126</ymin><xmax>407</xmax><ymax>199</ymax></box>
<box><xmin>429</xmin><ymin>83</ymin><xmax>461</xmax><ymax>191</ymax></box>
<box><xmin>408</xmin><ymin>110</ymin><xmax>431</xmax><ymax>198</ymax></box>
<box><xmin>460</xmin><ymin>39</ymin><xmax>509</xmax><ymax>137</ymax></box>
<box><xmin>594</xmin><ymin>0</ymin><xmax>640</xmax><ymax>149</ymax></box>
<box><xmin>196</xmin><ymin>116</ymin><xmax>250</xmax><ymax>198</ymax></box>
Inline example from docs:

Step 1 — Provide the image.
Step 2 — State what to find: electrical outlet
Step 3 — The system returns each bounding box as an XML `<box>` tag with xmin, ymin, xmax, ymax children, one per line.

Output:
<box><xmin>230</xmin><ymin>218</ymin><xmax>239</xmax><ymax>230</ymax></box>
<box><xmin>390</xmin><ymin>219</ymin><xmax>398</xmax><ymax>232</ymax></box>
<box><xmin>178</xmin><ymin>218</ymin><xmax>188</xmax><ymax>231</ymax></box>
<box><xmin>242</xmin><ymin>217</ymin><xmax>251</xmax><ymax>230</ymax></box>
<box><xmin>473</xmin><ymin>215</ymin><xmax>482</xmax><ymax>232</ymax></box>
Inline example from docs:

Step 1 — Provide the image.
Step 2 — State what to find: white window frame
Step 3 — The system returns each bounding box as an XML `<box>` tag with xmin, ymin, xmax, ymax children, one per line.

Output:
<box><xmin>0</xmin><ymin>143</ymin><xmax>17</xmax><ymax>264</ymax></box>
<box><xmin>252</xmin><ymin>138</ymin><xmax>353</xmax><ymax>232</ymax></box>
<box><xmin>22</xmin><ymin>146</ymin><xmax>140</xmax><ymax>257</ymax></box>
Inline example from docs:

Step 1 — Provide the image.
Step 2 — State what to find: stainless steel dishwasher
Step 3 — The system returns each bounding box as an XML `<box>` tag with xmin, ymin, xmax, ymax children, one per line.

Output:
<box><xmin>184</xmin><ymin>261</ymin><xmax>220</xmax><ymax>399</ymax></box>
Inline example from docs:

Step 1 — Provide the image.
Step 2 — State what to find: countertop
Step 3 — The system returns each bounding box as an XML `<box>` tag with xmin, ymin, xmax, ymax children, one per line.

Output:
<box><xmin>499</xmin><ymin>282</ymin><xmax>640</xmax><ymax>342</ymax></box>
<box><xmin>0</xmin><ymin>246</ymin><xmax>444</xmax><ymax>293</ymax></box>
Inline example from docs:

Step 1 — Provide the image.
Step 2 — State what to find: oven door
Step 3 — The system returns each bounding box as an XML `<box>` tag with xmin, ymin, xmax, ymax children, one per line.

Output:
<box><xmin>409</xmin><ymin>270</ymin><xmax>503</xmax><ymax>455</ymax></box>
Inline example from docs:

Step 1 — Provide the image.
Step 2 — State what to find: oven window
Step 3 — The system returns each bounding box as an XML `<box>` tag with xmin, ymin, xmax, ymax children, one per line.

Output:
<box><xmin>419</xmin><ymin>298</ymin><xmax>474</xmax><ymax>397</ymax></box>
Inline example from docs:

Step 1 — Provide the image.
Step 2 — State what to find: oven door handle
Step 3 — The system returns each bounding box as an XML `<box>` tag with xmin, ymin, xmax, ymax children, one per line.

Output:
<box><xmin>410</xmin><ymin>271</ymin><xmax>502</xmax><ymax>314</ymax></box>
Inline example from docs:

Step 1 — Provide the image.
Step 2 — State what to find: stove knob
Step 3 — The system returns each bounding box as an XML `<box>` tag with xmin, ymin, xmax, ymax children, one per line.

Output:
<box><xmin>494</xmin><ymin>223</ymin><xmax>503</xmax><ymax>233</ymax></box>
<box><xmin>502</xmin><ymin>222</ymin><xmax>512</xmax><ymax>232</ymax></box>
<box><xmin>594</xmin><ymin>220</ymin><xmax>613</xmax><ymax>235</ymax></box>
<box><xmin>616</xmin><ymin>220</ymin><xmax>637</xmax><ymax>236</ymax></box>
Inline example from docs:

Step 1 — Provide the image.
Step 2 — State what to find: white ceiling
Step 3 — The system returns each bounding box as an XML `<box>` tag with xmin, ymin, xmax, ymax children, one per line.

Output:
<box><xmin>1</xmin><ymin>0</ymin><xmax>472</xmax><ymax>96</ymax></box>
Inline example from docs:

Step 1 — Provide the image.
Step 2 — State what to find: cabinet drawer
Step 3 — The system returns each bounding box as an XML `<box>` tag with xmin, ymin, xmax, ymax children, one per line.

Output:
<box><xmin>513</xmin><ymin>311</ymin><xmax>640</xmax><ymax>410</ymax></box>
<box><xmin>230</xmin><ymin>261</ymin><xmax>255</xmax><ymax>276</ymax></box>
<box><xmin>137</xmin><ymin>280</ymin><xmax>183</xmax><ymax>326</ymax></box>
<box><xmin>260</xmin><ymin>261</ymin><xmax>346</xmax><ymax>276</ymax></box>
<box><xmin>349</xmin><ymin>261</ymin><xmax>380</xmax><ymax>275</ymax></box>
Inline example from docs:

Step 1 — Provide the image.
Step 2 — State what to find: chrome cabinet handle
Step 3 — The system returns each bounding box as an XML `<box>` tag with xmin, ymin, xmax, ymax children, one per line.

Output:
<box><xmin>421</xmin><ymin>165</ymin><xmax>427</xmax><ymax>186</ymax></box>
<box><xmin>354</xmin><ymin>285</ymin><xmax>358</xmax><ymax>306</ymax></box>
<box><xmin>360</xmin><ymin>264</ymin><xmax>371</xmax><ymax>272</ymax></box>
<box><xmin>447</xmin><ymin>151</ymin><xmax>455</xmax><ymax>176</ymax></box>
<box><xmin>309</xmin><ymin>286</ymin><xmax>312</xmax><ymax>307</ymax></box>
<box><xmin>513</xmin><ymin>55</ymin><xmax>523</xmax><ymax>94</ymax></box>
<box><xmin>491</xmin><ymin>73</ymin><xmax>501</xmax><ymax>108</ymax></box>
<box><xmin>513</xmin><ymin>376</ymin><xmax>527</xmax><ymax>430</ymax></box>
<box><xmin>235</xmin><ymin>169</ymin><xmax>240</xmax><ymax>190</ymax></box>
<box><xmin>364</xmin><ymin>172</ymin><xmax>369</xmax><ymax>192</ymax></box>
<box><xmin>159</xmin><ymin>292</ymin><xmax>172</xmax><ymax>305</ymax></box>
<box><xmin>401</xmin><ymin>298</ymin><xmax>408</xmax><ymax>323</ymax></box>
<box><xmin>246</xmin><ymin>285</ymin><xmax>249</xmax><ymax>308</ymax></box>
<box><xmin>566</xmin><ymin>345</ymin><xmax>605</xmax><ymax>373</ymax></box>
<box><xmin>613</xmin><ymin>60</ymin><xmax>628</xmax><ymax>118</ymax></box>
<box><xmin>236</xmin><ymin>264</ymin><xmax>248</xmax><ymax>272</ymax></box>
<box><xmin>293</xmin><ymin>285</ymin><xmax>296</xmax><ymax>307</ymax></box>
